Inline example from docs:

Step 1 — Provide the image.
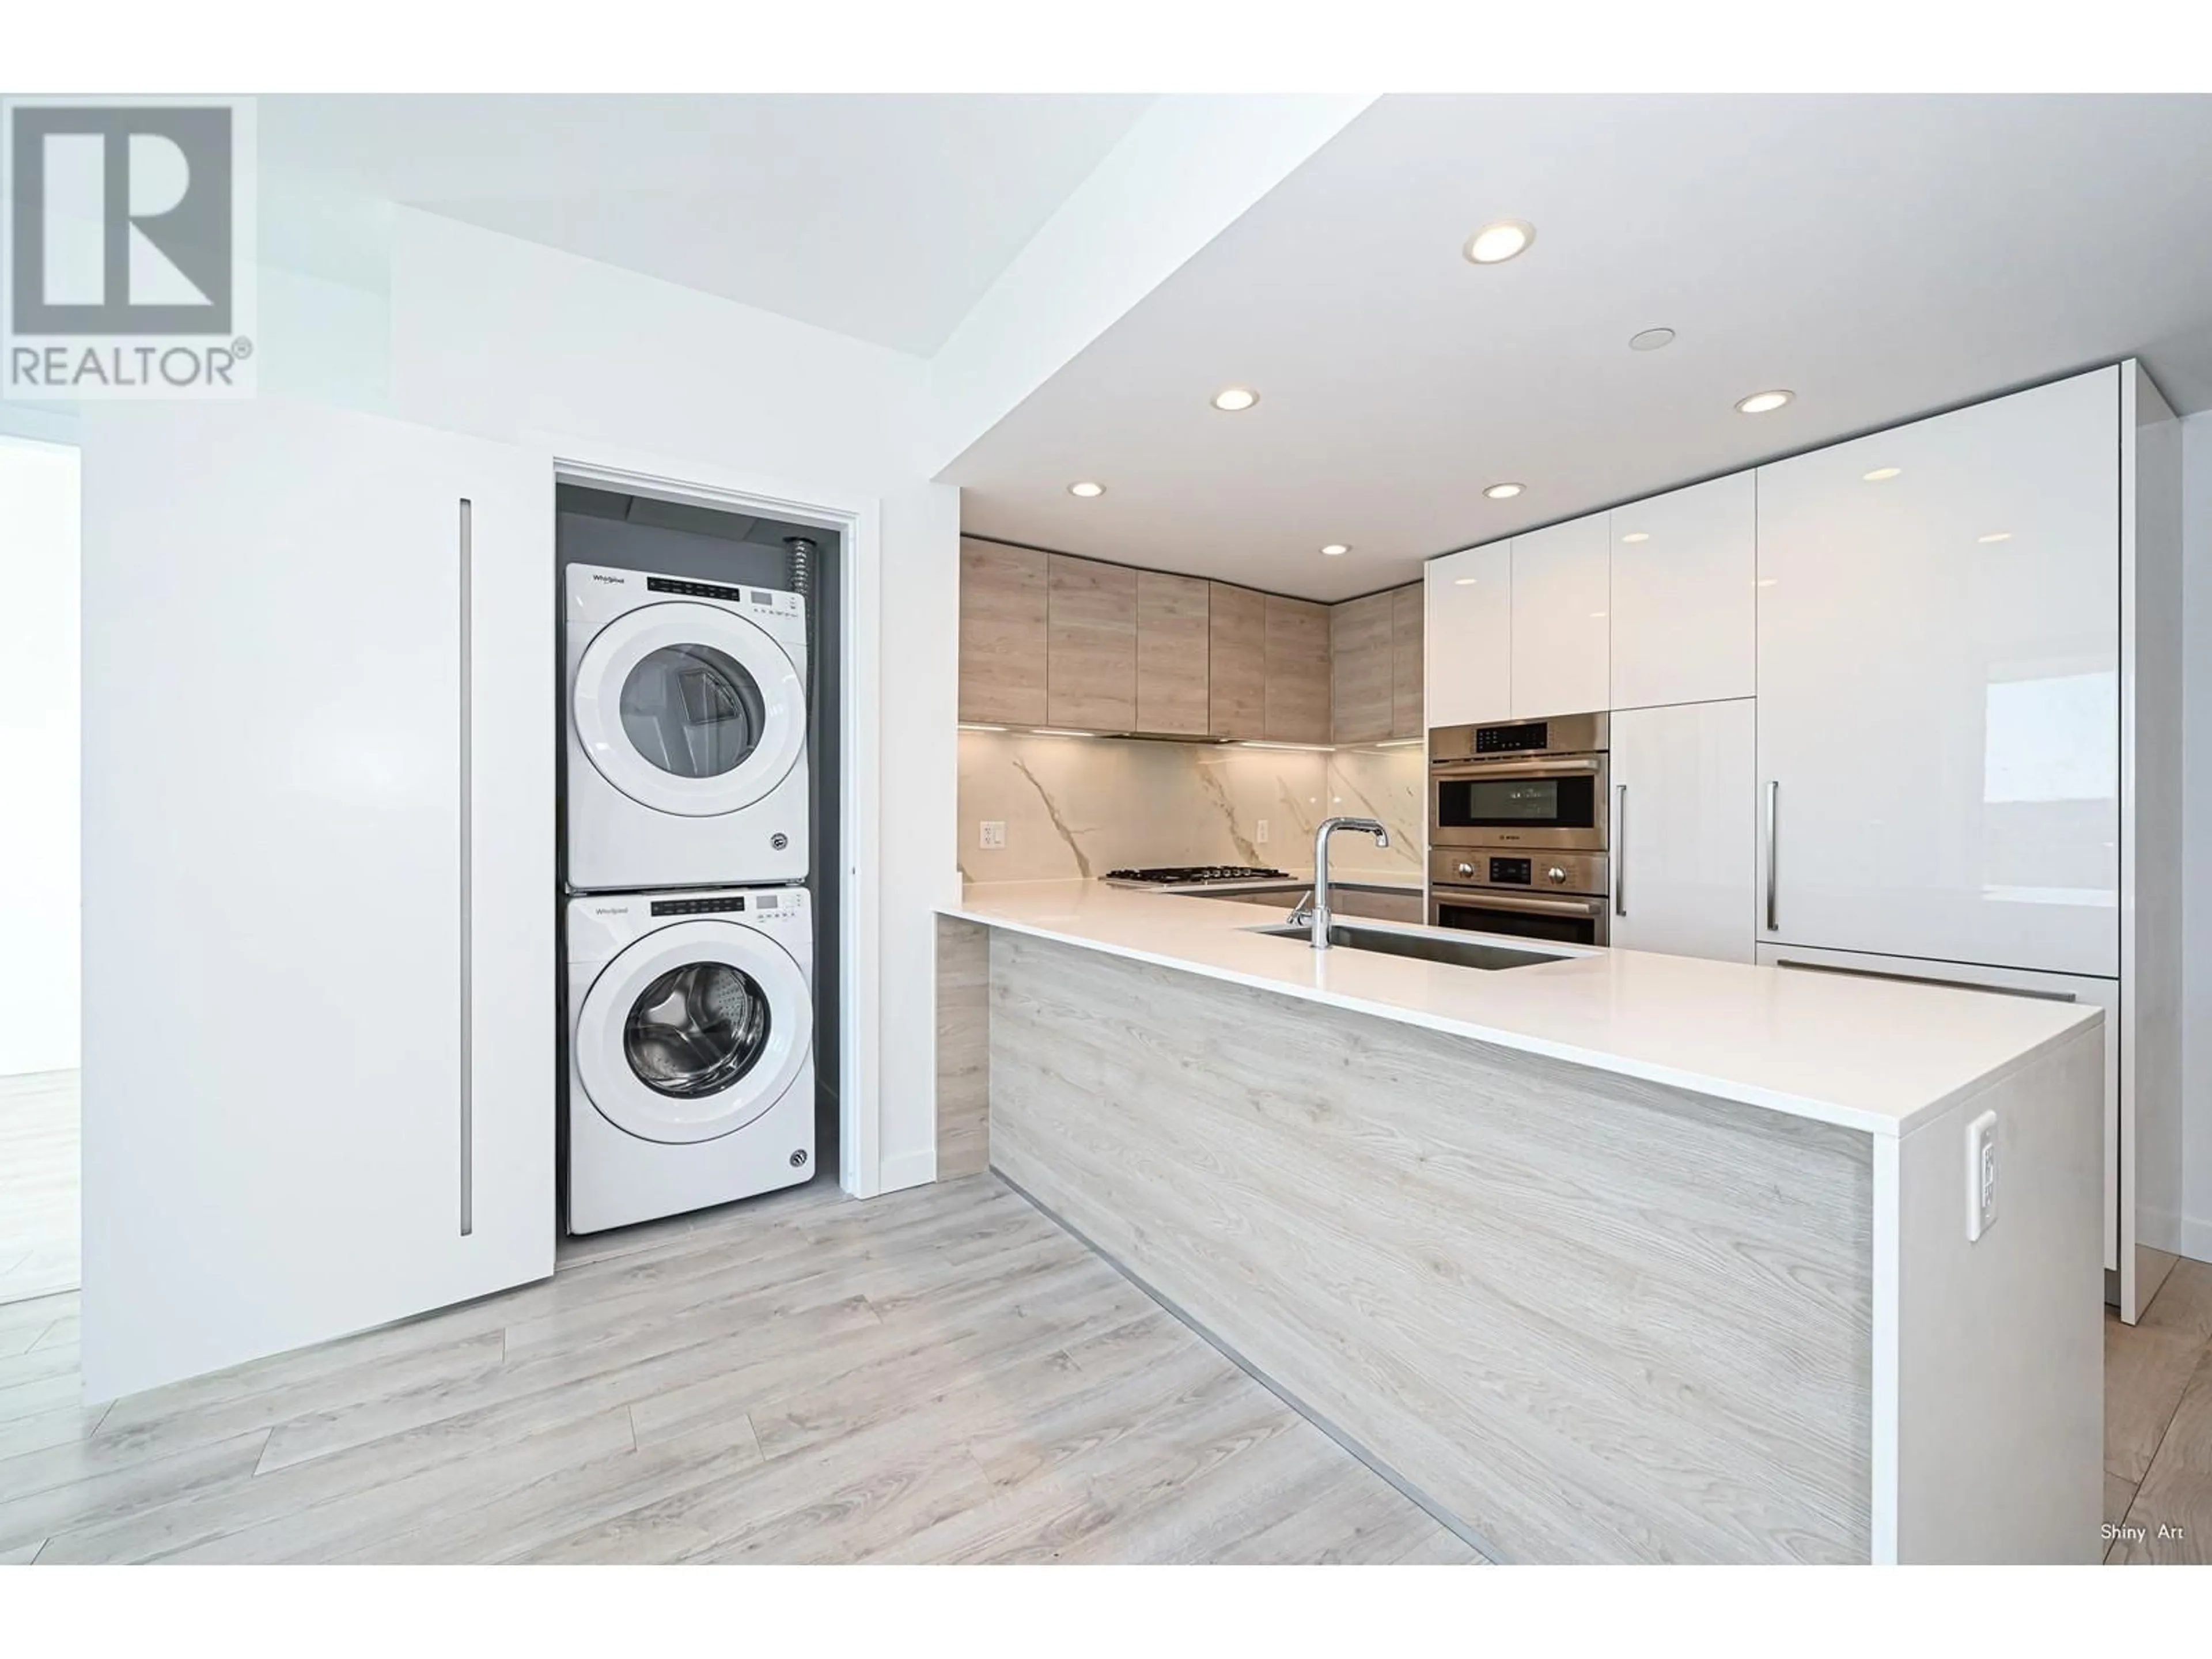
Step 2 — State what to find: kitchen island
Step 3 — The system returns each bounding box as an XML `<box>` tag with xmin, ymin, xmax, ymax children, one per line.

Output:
<box><xmin>936</xmin><ymin>880</ymin><xmax>2106</xmax><ymax>1564</ymax></box>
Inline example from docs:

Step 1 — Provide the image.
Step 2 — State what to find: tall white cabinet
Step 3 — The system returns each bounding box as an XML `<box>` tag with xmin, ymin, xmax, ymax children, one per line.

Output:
<box><xmin>81</xmin><ymin>400</ymin><xmax>555</xmax><ymax>1400</ymax></box>
<box><xmin>1753</xmin><ymin>368</ymin><xmax>2122</xmax><ymax>979</ymax></box>
<box><xmin>1611</xmin><ymin>700</ymin><xmax>1756</xmax><ymax>963</ymax></box>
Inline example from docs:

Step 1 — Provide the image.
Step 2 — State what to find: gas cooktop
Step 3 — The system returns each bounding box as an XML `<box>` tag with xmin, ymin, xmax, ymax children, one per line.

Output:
<box><xmin>1103</xmin><ymin>865</ymin><xmax>1294</xmax><ymax>887</ymax></box>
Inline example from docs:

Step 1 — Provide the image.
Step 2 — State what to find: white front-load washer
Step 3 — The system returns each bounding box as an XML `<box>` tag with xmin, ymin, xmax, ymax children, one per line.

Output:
<box><xmin>566</xmin><ymin>885</ymin><xmax>815</xmax><ymax>1234</ymax></box>
<box><xmin>565</xmin><ymin>563</ymin><xmax>808</xmax><ymax>891</ymax></box>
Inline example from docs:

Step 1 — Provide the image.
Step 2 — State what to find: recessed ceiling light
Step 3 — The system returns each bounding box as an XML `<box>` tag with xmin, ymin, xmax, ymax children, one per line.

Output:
<box><xmin>1628</xmin><ymin>328</ymin><xmax>1675</xmax><ymax>352</ymax></box>
<box><xmin>1862</xmin><ymin>466</ymin><xmax>1902</xmax><ymax>482</ymax></box>
<box><xmin>1320</xmin><ymin>543</ymin><xmax>1350</xmax><ymax>557</ymax></box>
<box><xmin>1620</xmin><ymin>531</ymin><xmax>1650</xmax><ymax>544</ymax></box>
<box><xmin>1463</xmin><ymin>219</ymin><xmax>1535</xmax><ymax>265</ymax></box>
<box><xmin>1483</xmin><ymin>482</ymin><xmax>1524</xmax><ymax>501</ymax></box>
<box><xmin>1454</xmin><ymin>577</ymin><xmax>1479</xmax><ymax>586</ymax></box>
<box><xmin>1067</xmin><ymin>480</ymin><xmax>1104</xmax><ymax>498</ymax></box>
<box><xmin>1978</xmin><ymin>532</ymin><xmax>2013</xmax><ymax>544</ymax></box>
<box><xmin>1211</xmin><ymin>387</ymin><xmax>1260</xmax><ymax>412</ymax></box>
<box><xmin>1736</xmin><ymin>390</ymin><xmax>1794</xmax><ymax>415</ymax></box>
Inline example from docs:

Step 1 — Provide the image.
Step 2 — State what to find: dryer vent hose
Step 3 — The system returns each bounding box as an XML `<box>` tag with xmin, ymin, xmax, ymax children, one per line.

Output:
<box><xmin>785</xmin><ymin>536</ymin><xmax>817</xmax><ymax>599</ymax></box>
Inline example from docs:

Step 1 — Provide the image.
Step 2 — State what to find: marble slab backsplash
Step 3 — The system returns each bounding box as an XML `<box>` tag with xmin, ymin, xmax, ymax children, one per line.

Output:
<box><xmin>957</xmin><ymin>730</ymin><xmax>1426</xmax><ymax>885</ymax></box>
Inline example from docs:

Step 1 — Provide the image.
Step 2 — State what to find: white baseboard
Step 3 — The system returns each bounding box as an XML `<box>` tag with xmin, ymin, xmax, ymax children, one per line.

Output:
<box><xmin>876</xmin><ymin>1145</ymin><xmax>938</xmax><ymax>1195</ymax></box>
<box><xmin>2157</xmin><ymin>1211</ymin><xmax>2212</xmax><ymax>1266</ymax></box>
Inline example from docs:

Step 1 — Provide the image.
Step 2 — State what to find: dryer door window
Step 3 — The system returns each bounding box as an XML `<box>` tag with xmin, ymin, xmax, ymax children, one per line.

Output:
<box><xmin>618</xmin><ymin>644</ymin><xmax>767</xmax><ymax>779</ymax></box>
<box><xmin>575</xmin><ymin>919</ymin><xmax>812</xmax><ymax>1145</ymax></box>
<box><xmin>623</xmin><ymin>960</ymin><xmax>772</xmax><ymax>1098</ymax></box>
<box><xmin>573</xmin><ymin>601</ymin><xmax>805</xmax><ymax>819</ymax></box>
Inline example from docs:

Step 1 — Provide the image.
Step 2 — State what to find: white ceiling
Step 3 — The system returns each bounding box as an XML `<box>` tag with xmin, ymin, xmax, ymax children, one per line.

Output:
<box><xmin>944</xmin><ymin>94</ymin><xmax>2212</xmax><ymax>601</ymax></box>
<box><xmin>260</xmin><ymin>94</ymin><xmax>1149</xmax><ymax>355</ymax></box>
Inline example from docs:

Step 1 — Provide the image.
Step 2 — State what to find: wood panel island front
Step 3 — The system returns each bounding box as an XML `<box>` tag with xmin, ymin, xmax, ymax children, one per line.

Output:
<box><xmin>935</xmin><ymin>881</ymin><xmax>2106</xmax><ymax>1565</ymax></box>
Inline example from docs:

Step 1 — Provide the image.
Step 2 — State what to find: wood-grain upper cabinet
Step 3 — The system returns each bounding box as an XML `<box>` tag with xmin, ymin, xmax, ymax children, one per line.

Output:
<box><xmin>1264</xmin><ymin>594</ymin><xmax>1331</xmax><ymax>743</ymax></box>
<box><xmin>1135</xmin><ymin>571</ymin><xmax>1211</xmax><ymax>736</ymax></box>
<box><xmin>957</xmin><ymin>539</ymin><xmax>1047</xmax><ymax>725</ymax></box>
<box><xmin>1046</xmin><ymin>554</ymin><xmax>1138</xmax><ymax>730</ymax></box>
<box><xmin>1390</xmin><ymin>582</ymin><xmax>1424</xmax><ymax>739</ymax></box>
<box><xmin>1510</xmin><ymin>512</ymin><xmax>1610</xmax><ymax>719</ymax></box>
<box><xmin>1329</xmin><ymin>590</ymin><xmax>1395</xmax><ymax>744</ymax></box>
<box><xmin>1207</xmin><ymin>582</ymin><xmax>1267</xmax><ymax>740</ymax></box>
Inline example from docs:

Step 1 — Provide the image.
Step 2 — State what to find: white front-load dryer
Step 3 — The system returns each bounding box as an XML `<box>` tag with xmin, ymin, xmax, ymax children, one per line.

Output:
<box><xmin>565</xmin><ymin>563</ymin><xmax>808</xmax><ymax>891</ymax></box>
<box><xmin>566</xmin><ymin>886</ymin><xmax>815</xmax><ymax>1234</ymax></box>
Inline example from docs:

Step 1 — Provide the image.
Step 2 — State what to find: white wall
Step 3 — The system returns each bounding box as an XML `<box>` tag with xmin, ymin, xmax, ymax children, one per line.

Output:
<box><xmin>2180</xmin><ymin>409</ymin><xmax>2212</xmax><ymax>1260</ymax></box>
<box><xmin>0</xmin><ymin>437</ymin><xmax>81</xmax><ymax>1077</ymax></box>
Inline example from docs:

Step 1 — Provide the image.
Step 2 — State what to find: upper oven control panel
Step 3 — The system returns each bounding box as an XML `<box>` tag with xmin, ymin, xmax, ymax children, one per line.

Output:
<box><xmin>1429</xmin><ymin>711</ymin><xmax>1608</xmax><ymax>763</ymax></box>
<box><xmin>1475</xmin><ymin>722</ymin><xmax>1550</xmax><ymax>754</ymax></box>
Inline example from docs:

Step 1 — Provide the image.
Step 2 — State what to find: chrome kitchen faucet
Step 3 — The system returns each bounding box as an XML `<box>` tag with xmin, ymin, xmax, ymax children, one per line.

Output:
<box><xmin>1300</xmin><ymin>817</ymin><xmax>1392</xmax><ymax>949</ymax></box>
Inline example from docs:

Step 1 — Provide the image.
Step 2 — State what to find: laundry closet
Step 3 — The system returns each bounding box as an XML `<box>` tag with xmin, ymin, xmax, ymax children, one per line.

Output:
<box><xmin>554</xmin><ymin>486</ymin><xmax>843</xmax><ymax>1233</ymax></box>
<box><xmin>76</xmin><ymin>397</ymin><xmax>857</xmax><ymax>1402</ymax></box>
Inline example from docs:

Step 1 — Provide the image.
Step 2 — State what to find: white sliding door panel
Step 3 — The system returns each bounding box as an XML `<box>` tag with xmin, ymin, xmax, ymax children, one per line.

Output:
<box><xmin>1612</xmin><ymin>700</ymin><xmax>1757</xmax><ymax>963</ymax></box>
<box><xmin>1755</xmin><ymin>368</ymin><xmax>2120</xmax><ymax>979</ymax></box>
<box><xmin>81</xmin><ymin>400</ymin><xmax>552</xmax><ymax>1400</ymax></box>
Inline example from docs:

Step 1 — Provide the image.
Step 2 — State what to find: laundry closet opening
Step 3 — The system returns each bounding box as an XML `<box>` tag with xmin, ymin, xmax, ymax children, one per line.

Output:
<box><xmin>555</xmin><ymin>484</ymin><xmax>844</xmax><ymax>1237</ymax></box>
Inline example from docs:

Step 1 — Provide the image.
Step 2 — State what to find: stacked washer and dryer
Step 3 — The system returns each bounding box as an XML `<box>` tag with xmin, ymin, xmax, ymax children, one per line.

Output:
<box><xmin>561</xmin><ymin>562</ymin><xmax>817</xmax><ymax>1234</ymax></box>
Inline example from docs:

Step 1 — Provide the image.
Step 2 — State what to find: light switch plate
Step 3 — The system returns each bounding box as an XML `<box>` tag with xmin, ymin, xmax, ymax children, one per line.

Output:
<box><xmin>980</xmin><ymin>820</ymin><xmax>1006</xmax><ymax>850</ymax></box>
<box><xmin>1965</xmin><ymin>1108</ymin><xmax>1999</xmax><ymax>1242</ymax></box>
<box><xmin>1256</xmin><ymin>819</ymin><xmax>1270</xmax><ymax>845</ymax></box>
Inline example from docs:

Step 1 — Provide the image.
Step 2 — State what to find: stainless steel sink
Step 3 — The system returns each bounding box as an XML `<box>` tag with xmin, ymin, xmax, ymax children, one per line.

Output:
<box><xmin>1244</xmin><ymin>921</ymin><xmax>1560</xmax><ymax>971</ymax></box>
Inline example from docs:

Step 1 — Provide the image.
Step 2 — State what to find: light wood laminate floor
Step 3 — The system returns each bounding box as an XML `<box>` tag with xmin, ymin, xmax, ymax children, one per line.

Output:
<box><xmin>6</xmin><ymin>1169</ymin><xmax>2209</xmax><ymax>1565</ymax></box>
<box><xmin>0</xmin><ymin>1071</ymin><xmax>78</xmax><ymax>1307</ymax></box>
<box><xmin>0</xmin><ymin>1174</ymin><xmax>1471</xmax><ymax>1565</ymax></box>
<box><xmin>2105</xmin><ymin>1257</ymin><xmax>2212</xmax><ymax>1563</ymax></box>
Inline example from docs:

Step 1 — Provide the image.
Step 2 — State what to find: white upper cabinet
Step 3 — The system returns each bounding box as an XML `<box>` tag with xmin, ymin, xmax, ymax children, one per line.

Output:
<box><xmin>1754</xmin><ymin>367</ymin><xmax>2121</xmax><ymax>978</ymax></box>
<box><xmin>1425</xmin><ymin>541</ymin><xmax>1512</xmax><ymax>728</ymax></box>
<box><xmin>1611</xmin><ymin>699</ymin><xmax>1756</xmax><ymax>963</ymax></box>
<box><xmin>1608</xmin><ymin>473</ymin><xmax>1755</xmax><ymax>710</ymax></box>
<box><xmin>1509</xmin><ymin>512</ymin><xmax>1609</xmax><ymax>718</ymax></box>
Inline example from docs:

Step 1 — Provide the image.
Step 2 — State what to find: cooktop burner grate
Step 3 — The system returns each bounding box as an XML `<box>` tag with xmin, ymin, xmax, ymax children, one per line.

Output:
<box><xmin>1104</xmin><ymin>865</ymin><xmax>1293</xmax><ymax>885</ymax></box>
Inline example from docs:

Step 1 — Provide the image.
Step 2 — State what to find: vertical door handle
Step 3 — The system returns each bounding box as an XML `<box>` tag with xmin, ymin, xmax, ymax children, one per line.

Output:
<box><xmin>459</xmin><ymin>498</ymin><xmax>474</xmax><ymax>1238</ymax></box>
<box><xmin>1613</xmin><ymin>783</ymin><xmax>1627</xmax><ymax>918</ymax></box>
<box><xmin>1763</xmin><ymin>779</ymin><xmax>1779</xmax><ymax>933</ymax></box>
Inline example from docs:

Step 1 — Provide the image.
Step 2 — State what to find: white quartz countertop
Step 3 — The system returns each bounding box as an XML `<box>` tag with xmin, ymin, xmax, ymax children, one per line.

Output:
<box><xmin>941</xmin><ymin>880</ymin><xmax>2103</xmax><ymax>1138</ymax></box>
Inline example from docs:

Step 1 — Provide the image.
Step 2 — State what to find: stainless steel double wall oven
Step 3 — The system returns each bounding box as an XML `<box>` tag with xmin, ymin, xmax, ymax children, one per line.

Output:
<box><xmin>1427</xmin><ymin>713</ymin><xmax>1610</xmax><ymax>946</ymax></box>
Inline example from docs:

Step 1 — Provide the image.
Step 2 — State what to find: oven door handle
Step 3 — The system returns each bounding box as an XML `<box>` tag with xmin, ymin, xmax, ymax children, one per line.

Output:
<box><xmin>1431</xmin><ymin>888</ymin><xmax>1607</xmax><ymax>918</ymax></box>
<box><xmin>1431</xmin><ymin>756</ymin><xmax>1603</xmax><ymax>779</ymax></box>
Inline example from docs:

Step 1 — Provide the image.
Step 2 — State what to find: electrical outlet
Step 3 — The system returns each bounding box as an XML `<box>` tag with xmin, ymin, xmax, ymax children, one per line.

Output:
<box><xmin>1256</xmin><ymin>819</ymin><xmax>1270</xmax><ymax>845</ymax></box>
<box><xmin>979</xmin><ymin>820</ymin><xmax>1006</xmax><ymax>850</ymax></box>
<box><xmin>1965</xmin><ymin>1108</ymin><xmax>1999</xmax><ymax>1241</ymax></box>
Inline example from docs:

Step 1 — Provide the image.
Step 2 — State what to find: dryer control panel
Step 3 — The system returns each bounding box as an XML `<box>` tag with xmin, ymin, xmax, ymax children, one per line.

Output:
<box><xmin>646</xmin><ymin>888</ymin><xmax>806</xmax><ymax>921</ymax></box>
<box><xmin>646</xmin><ymin>575</ymin><xmax>804</xmax><ymax>618</ymax></box>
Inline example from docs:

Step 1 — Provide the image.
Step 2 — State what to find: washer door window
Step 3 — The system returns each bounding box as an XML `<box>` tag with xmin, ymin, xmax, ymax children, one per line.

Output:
<box><xmin>573</xmin><ymin>602</ymin><xmax>804</xmax><ymax>817</ymax></box>
<box><xmin>577</xmin><ymin>921</ymin><xmax>812</xmax><ymax>1145</ymax></box>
